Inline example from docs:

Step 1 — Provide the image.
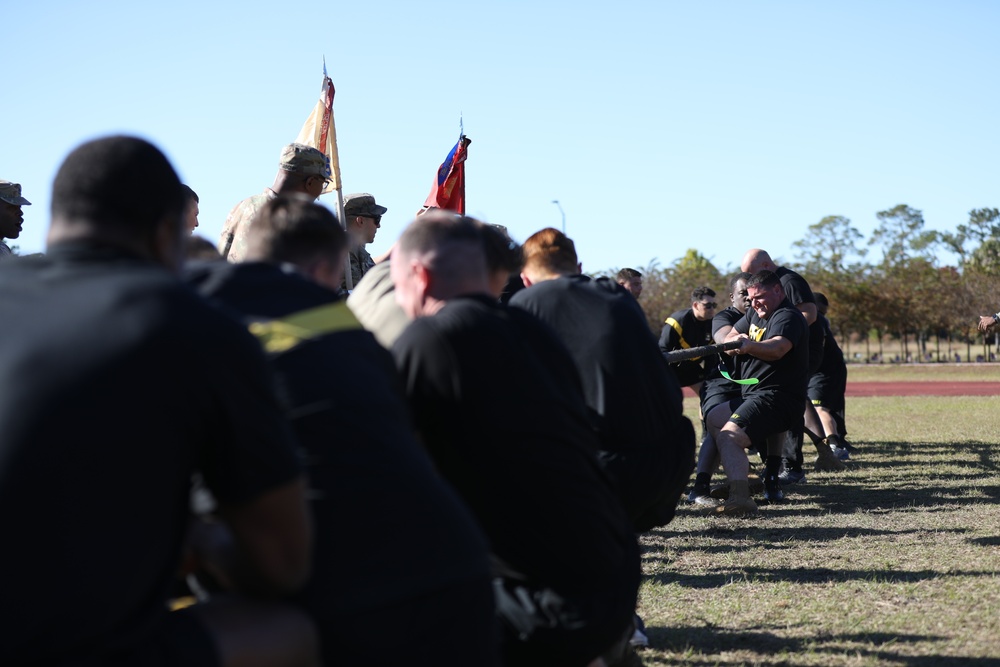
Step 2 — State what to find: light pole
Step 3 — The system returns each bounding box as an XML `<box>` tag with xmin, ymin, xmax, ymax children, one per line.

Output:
<box><xmin>551</xmin><ymin>200</ymin><xmax>565</xmax><ymax>234</ymax></box>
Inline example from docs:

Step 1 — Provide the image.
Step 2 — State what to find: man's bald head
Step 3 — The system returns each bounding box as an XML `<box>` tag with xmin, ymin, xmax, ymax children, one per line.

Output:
<box><xmin>740</xmin><ymin>248</ymin><xmax>776</xmax><ymax>274</ymax></box>
<box><xmin>391</xmin><ymin>211</ymin><xmax>490</xmax><ymax>318</ymax></box>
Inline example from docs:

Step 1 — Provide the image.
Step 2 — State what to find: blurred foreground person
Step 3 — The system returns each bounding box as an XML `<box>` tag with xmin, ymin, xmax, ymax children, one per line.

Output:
<box><xmin>0</xmin><ymin>136</ymin><xmax>317</xmax><ymax>667</ymax></box>
<box><xmin>511</xmin><ymin>228</ymin><xmax>694</xmax><ymax>651</ymax></box>
<box><xmin>188</xmin><ymin>197</ymin><xmax>497</xmax><ymax>667</ymax></box>
<box><xmin>512</xmin><ymin>228</ymin><xmax>694</xmax><ymax>532</ymax></box>
<box><xmin>182</xmin><ymin>184</ymin><xmax>200</xmax><ymax>234</ymax></box>
<box><xmin>391</xmin><ymin>213</ymin><xmax>640</xmax><ymax>667</ymax></box>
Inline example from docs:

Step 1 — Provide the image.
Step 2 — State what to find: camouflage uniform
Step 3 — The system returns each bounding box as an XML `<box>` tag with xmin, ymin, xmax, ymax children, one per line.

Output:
<box><xmin>219</xmin><ymin>189</ymin><xmax>276</xmax><ymax>262</ymax></box>
<box><xmin>341</xmin><ymin>192</ymin><xmax>387</xmax><ymax>290</ymax></box>
<box><xmin>346</xmin><ymin>245</ymin><xmax>375</xmax><ymax>289</ymax></box>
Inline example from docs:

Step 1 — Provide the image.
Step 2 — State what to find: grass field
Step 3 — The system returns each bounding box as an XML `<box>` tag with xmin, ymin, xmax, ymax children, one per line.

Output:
<box><xmin>640</xmin><ymin>391</ymin><xmax>1000</xmax><ymax>665</ymax></box>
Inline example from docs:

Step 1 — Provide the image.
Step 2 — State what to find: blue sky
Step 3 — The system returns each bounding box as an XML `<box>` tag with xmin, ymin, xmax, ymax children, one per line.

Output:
<box><xmin>3</xmin><ymin>1</ymin><xmax>997</xmax><ymax>278</ymax></box>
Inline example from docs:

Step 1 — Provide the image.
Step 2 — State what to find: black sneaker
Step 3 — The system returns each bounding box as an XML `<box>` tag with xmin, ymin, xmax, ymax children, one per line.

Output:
<box><xmin>687</xmin><ymin>484</ymin><xmax>712</xmax><ymax>504</ymax></box>
<box><xmin>763</xmin><ymin>475</ymin><xmax>785</xmax><ymax>502</ymax></box>
<box><xmin>777</xmin><ymin>469</ymin><xmax>807</xmax><ymax>486</ymax></box>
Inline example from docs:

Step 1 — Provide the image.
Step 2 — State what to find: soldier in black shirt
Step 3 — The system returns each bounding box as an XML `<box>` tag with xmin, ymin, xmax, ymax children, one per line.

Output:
<box><xmin>0</xmin><ymin>137</ymin><xmax>317</xmax><ymax>667</ymax></box>
<box><xmin>704</xmin><ymin>270</ymin><xmax>809</xmax><ymax>515</ymax></box>
<box><xmin>659</xmin><ymin>286</ymin><xmax>719</xmax><ymax>393</ymax></box>
<box><xmin>689</xmin><ymin>272</ymin><xmax>752</xmax><ymax>504</ymax></box>
<box><xmin>741</xmin><ymin>249</ymin><xmax>846</xmax><ymax>478</ymax></box>
<box><xmin>391</xmin><ymin>214</ymin><xmax>639</xmax><ymax>667</ymax></box>
<box><xmin>805</xmin><ymin>292</ymin><xmax>852</xmax><ymax>460</ymax></box>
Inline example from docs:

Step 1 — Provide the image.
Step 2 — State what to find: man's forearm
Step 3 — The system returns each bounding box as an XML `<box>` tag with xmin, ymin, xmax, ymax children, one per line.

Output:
<box><xmin>739</xmin><ymin>337</ymin><xmax>791</xmax><ymax>361</ymax></box>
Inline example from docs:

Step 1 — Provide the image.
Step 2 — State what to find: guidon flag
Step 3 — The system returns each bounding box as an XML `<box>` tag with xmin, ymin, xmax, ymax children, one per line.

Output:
<box><xmin>423</xmin><ymin>135</ymin><xmax>471</xmax><ymax>214</ymax></box>
<box><xmin>295</xmin><ymin>63</ymin><xmax>342</xmax><ymax>195</ymax></box>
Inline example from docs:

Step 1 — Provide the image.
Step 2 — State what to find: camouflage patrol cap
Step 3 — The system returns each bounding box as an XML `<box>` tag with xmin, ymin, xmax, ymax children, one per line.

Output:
<box><xmin>0</xmin><ymin>181</ymin><xmax>31</xmax><ymax>206</ymax></box>
<box><xmin>344</xmin><ymin>193</ymin><xmax>388</xmax><ymax>217</ymax></box>
<box><xmin>278</xmin><ymin>143</ymin><xmax>332</xmax><ymax>178</ymax></box>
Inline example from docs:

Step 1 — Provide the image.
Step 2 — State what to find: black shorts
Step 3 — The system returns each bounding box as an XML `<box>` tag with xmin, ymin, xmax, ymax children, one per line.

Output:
<box><xmin>726</xmin><ymin>392</ymin><xmax>804</xmax><ymax>443</ymax></box>
<box><xmin>808</xmin><ymin>371</ymin><xmax>846</xmax><ymax>412</ymax></box>
<box><xmin>701</xmin><ymin>378</ymin><xmax>742</xmax><ymax>422</ymax></box>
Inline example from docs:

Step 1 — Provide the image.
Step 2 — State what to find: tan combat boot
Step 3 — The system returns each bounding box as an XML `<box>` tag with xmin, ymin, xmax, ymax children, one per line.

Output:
<box><xmin>701</xmin><ymin>479</ymin><xmax>758</xmax><ymax>516</ymax></box>
<box><xmin>814</xmin><ymin>438</ymin><xmax>847</xmax><ymax>472</ymax></box>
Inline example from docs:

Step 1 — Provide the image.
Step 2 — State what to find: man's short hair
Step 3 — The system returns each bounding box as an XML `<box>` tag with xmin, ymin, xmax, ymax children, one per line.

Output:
<box><xmin>185</xmin><ymin>235</ymin><xmax>222</xmax><ymax>262</ymax></box>
<box><xmin>396</xmin><ymin>211</ymin><xmax>487</xmax><ymax>289</ymax></box>
<box><xmin>616</xmin><ymin>267</ymin><xmax>642</xmax><ymax>283</ymax></box>
<box><xmin>746</xmin><ymin>270</ymin><xmax>781</xmax><ymax>291</ymax></box>
<box><xmin>691</xmin><ymin>286</ymin><xmax>716</xmax><ymax>302</ymax></box>
<box><xmin>729</xmin><ymin>271</ymin><xmax>752</xmax><ymax>293</ymax></box>
<box><xmin>482</xmin><ymin>224</ymin><xmax>521</xmax><ymax>275</ymax></box>
<box><xmin>181</xmin><ymin>184</ymin><xmax>199</xmax><ymax>204</ymax></box>
<box><xmin>51</xmin><ymin>135</ymin><xmax>184</xmax><ymax>238</ymax></box>
<box><xmin>814</xmin><ymin>292</ymin><xmax>829</xmax><ymax>308</ymax></box>
<box><xmin>521</xmin><ymin>227</ymin><xmax>578</xmax><ymax>276</ymax></box>
<box><xmin>245</xmin><ymin>196</ymin><xmax>346</xmax><ymax>266</ymax></box>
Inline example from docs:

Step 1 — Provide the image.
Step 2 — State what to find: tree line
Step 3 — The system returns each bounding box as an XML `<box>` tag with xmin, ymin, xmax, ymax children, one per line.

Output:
<box><xmin>611</xmin><ymin>205</ymin><xmax>1000</xmax><ymax>364</ymax></box>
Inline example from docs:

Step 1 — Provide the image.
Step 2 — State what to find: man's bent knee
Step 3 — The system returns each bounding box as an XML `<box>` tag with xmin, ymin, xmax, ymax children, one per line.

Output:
<box><xmin>189</xmin><ymin>596</ymin><xmax>319</xmax><ymax>667</ymax></box>
<box><xmin>720</xmin><ymin>422</ymin><xmax>751</xmax><ymax>450</ymax></box>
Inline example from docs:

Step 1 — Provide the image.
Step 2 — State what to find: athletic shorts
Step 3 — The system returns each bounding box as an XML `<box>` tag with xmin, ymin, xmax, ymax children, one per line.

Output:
<box><xmin>726</xmin><ymin>392</ymin><xmax>804</xmax><ymax>444</ymax></box>
<box><xmin>701</xmin><ymin>378</ymin><xmax>742</xmax><ymax>422</ymax></box>
<box><xmin>807</xmin><ymin>371</ymin><xmax>846</xmax><ymax>412</ymax></box>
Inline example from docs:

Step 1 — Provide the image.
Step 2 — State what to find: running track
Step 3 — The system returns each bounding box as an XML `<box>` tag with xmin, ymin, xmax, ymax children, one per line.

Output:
<box><xmin>844</xmin><ymin>382</ymin><xmax>1000</xmax><ymax>397</ymax></box>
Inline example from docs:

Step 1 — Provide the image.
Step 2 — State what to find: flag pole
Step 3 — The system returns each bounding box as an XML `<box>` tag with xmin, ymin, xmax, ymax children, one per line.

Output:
<box><xmin>336</xmin><ymin>189</ymin><xmax>350</xmax><ymax>290</ymax></box>
<box><xmin>295</xmin><ymin>58</ymin><xmax>351</xmax><ymax>289</ymax></box>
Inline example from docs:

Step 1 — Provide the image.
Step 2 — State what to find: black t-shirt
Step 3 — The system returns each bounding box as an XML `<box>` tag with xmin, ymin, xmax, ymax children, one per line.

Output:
<box><xmin>510</xmin><ymin>275</ymin><xmax>684</xmax><ymax>454</ymax></box>
<box><xmin>510</xmin><ymin>275</ymin><xmax>694</xmax><ymax>528</ymax></box>
<box><xmin>187</xmin><ymin>261</ymin><xmax>491</xmax><ymax>618</ymax></box>
<box><xmin>659</xmin><ymin>307</ymin><xmax>714</xmax><ymax>386</ymax></box>
<box><xmin>815</xmin><ymin>312</ymin><xmax>846</xmax><ymax>379</ymax></box>
<box><xmin>0</xmin><ymin>244</ymin><xmax>302</xmax><ymax>664</ymax></box>
<box><xmin>734</xmin><ymin>297</ymin><xmax>809</xmax><ymax>400</ymax></box>
<box><xmin>392</xmin><ymin>295</ymin><xmax>638</xmax><ymax>594</ymax></box>
<box><xmin>702</xmin><ymin>305</ymin><xmax>746</xmax><ymax>401</ymax></box>
<box><xmin>775</xmin><ymin>266</ymin><xmax>824</xmax><ymax>370</ymax></box>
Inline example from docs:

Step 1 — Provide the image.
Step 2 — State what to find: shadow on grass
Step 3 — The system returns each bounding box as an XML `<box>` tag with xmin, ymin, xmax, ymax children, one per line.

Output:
<box><xmin>644</xmin><ymin>626</ymin><xmax>997</xmax><ymax>666</ymax></box>
<box><xmin>793</xmin><ymin>480</ymin><xmax>996</xmax><ymax>515</ymax></box>
<box><xmin>844</xmin><ymin>440</ymin><xmax>997</xmax><ymax>470</ymax></box>
<box><xmin>645</xmin><ymin>564</ymin><xmax>992</xmax><ymax>588</ymax></box>
<box><xmin>645</xmin><ymin>525</ymin><xmax>971</xmax><ymax>554</ymax></box>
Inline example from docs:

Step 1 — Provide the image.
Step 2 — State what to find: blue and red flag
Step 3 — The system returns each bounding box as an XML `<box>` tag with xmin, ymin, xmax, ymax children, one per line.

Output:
<box><xmin>423</xmin><ymin>135</ymin><xmax>471</xmax><ymax>214</ymax></box>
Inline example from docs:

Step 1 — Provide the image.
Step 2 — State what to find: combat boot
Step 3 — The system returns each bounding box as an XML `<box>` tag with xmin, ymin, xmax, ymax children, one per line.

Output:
<box><xmin>814</xmin><ymin>438</ymin><xmax>847</xmax><ymax>472</ymax></box>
